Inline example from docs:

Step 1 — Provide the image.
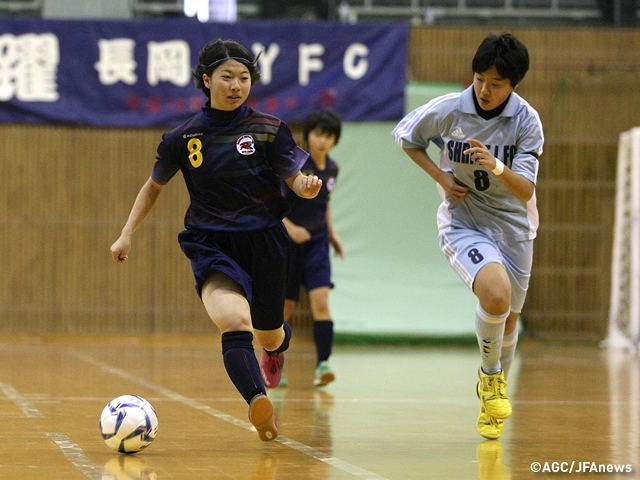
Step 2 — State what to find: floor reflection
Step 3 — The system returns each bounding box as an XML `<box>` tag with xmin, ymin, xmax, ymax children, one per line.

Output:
<box><xmin>476</xmin><ymin>440</ymin><xmax>511</xmax><ymax>480</ymax></box>
<box><xmin>102</xmin><ymin>454</ymin><xmax>157</xmax><ymax>480</ymax></box>
<box><xmin>607</xmin><ymin>348</ymin><xmax>640</xmax><ymax>469</ymax></box>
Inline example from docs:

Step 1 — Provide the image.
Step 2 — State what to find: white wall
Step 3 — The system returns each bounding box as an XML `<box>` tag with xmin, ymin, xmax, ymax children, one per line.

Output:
<box><xmin>328</xmin><ymin>83</ymin><xmax>479</xmax><ymax>338</ymax></box>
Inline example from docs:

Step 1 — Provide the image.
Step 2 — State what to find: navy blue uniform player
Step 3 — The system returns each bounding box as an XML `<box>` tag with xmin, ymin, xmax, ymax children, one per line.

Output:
<box><xmin>110</xmin><ymin>38</ymin><xmax>322</xmax><ymax>442</ymax></box>
<box><xmin>393</xmin><ymin>33</ymin><xmax>543</xmax><ymax>440</ymax></box>
<box><xmin>279</xmin><ymin>110</ymin><xmax>344</xmax><ymax>387</ymax></box>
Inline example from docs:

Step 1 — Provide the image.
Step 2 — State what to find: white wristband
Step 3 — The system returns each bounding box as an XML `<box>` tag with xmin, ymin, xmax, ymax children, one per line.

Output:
<box><xmin>492</xmin><ymin>158</ymin><xmax>504</xmax><ymax>176</ymax></box>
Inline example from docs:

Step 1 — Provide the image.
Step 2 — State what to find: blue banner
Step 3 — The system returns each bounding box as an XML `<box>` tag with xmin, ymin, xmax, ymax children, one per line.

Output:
<box><xmin>0</xmin><ymin>18</ymin><xmax>408</xmax><ymax>127</ymax></box>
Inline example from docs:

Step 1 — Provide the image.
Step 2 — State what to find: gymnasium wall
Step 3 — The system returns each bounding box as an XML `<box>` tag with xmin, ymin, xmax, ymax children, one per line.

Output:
<box><xmin>1</xmin><ymin>26</ymin><xmax>639</xmax><ymax>340</ymax></box>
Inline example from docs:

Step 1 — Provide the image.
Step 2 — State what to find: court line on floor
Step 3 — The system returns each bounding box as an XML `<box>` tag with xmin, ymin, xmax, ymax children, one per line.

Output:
<box><xmin>46</xmin><ymin>432</ymin><xmax>103</xmax><ymax>480</ymax></box>
<box><xmin>72</xmin><ymin>351</ymin><xmax>390</xmax><ymax>480</ymax></box>
<box><xmin>0</xmin><ymin>383</ymin><xmax>43</xmax><ymax>417</ymax></box>
<box><xmin>0</xmin><ymin>382</ymin><xmax>105</xmax><ymax>478</ymax></box>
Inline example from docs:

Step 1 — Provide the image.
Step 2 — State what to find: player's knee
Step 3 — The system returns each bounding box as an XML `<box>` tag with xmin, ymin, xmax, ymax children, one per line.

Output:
<box><xmin>254</xmin><ymin>328</ymin><xmax>285</xmax><ymax>352</ymax></box>
<box><xmin>475</xmin><ymin>280</ymin><xmax>510</xmax><ymax>314</ymax></box>
<box><xmin>214</xmin><ymin>317</ymin><xmax>252</xmax><ymax>334</ymax></box>
<box><xmin>478</xmin><ymin>287</ymin><xmax>510</xmax><ymax>315</ymax></box>
<box><xmin>209</xmin><ymin>307</ymin><xmax>252</xmax><ymax>333</ymax></box>
<box><xmin>474</xmin><ymin>266</ymin><xmax>511</xmax><ymax>313</ymax></box>
<box><xmin>310</xmin><ymin>298</ymin><xmax>330</xmax><ymax>319</ymax></box>
<box><xmin>309</xmin><ymin>288</ymin><xmax>330</xmax><ymax>319</ymax></box>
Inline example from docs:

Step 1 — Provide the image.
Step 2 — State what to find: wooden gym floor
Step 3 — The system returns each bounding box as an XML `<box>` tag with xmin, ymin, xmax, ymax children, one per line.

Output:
<box><xmin>0</xmin><ymin>332</ymin><xmax>638</xmax><ymax>479</ymax></box>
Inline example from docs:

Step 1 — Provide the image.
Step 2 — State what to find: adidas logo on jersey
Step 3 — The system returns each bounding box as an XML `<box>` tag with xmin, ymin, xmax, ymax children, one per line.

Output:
<box><xmin>451</xmin><ymin>127</ymin><xmax>465</xmax><ymax>139</ymax></box>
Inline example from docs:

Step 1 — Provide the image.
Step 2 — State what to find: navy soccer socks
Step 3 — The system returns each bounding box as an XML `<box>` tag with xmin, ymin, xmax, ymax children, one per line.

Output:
<box><xmin>221</xmin><ymin>331</ymin><xmax>265</xmax><ymax>404</ymax></box>
<box><xmin>313</xmin><ymin>320</ymin><xmax>334</xmax><ymax>364</ymax></box>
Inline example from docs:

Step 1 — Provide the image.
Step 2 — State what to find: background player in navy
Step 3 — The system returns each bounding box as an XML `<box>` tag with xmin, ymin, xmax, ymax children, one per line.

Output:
<box><xmin>393</xmin><ymin>33</ymin><xmax>543</xmax><ymax>440</ymax></box>
<box><xmin>110</xmin><ymin>38</ymin><xmax>322</xmax><ymax>442</ymax></box>
<box><xmin>277</xmin><ymin>110</ymin><xmax>344</xmax><ymax>387</ymax></box>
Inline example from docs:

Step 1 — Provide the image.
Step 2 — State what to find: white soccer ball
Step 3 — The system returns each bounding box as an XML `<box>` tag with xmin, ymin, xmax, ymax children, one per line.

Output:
<box><xmin>100</xmin><ymin>394</ymin><xmax>159</xmax><ymax>454</ymax></box>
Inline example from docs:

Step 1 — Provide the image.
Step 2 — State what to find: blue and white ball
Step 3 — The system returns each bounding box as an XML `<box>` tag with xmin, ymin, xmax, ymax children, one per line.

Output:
<box><xmin>100</xmin><ymin>394</ymin><xmax>158</xmax><ymax>454</ymax></box>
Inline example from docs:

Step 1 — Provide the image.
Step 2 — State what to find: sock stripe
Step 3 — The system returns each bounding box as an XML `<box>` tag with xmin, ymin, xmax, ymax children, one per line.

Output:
<box><xmin>476</xmin><ymin>304</ymin><xmax>510</xmax><ymax>324</ymax></box>
<box><xmin>502</xmin><ymin>333</ymin><xmax>519</xmax><ymax>347</ymax></box>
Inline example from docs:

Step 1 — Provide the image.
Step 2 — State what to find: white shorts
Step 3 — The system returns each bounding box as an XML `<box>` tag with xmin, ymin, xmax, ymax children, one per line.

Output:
<box><xmin>438</xmin><ymin>228</ymin><xmax>534</xmax><ymax>313</ymax></box>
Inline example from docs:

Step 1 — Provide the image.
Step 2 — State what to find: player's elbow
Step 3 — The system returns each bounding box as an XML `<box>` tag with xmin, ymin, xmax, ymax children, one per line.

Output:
<box><xmin>518</xmin><ymin>185</ymin><xmax>535</xmax><ymax>203</ymax></box>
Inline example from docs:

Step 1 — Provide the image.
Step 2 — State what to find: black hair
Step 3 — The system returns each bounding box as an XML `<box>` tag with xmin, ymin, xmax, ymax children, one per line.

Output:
<box><xmin>471</xmin><ymin>33</ymin><xmax>530</xmax><ymax>88</ymax></box>
<box><xmin>302</xmin><ymin>109</ymin><xmax>342</xmax><ymax>145</ymax></box>
<box><xmin>192</xmin><ymin>38</ymin><xmax>261</xmax><ymax>98</ymax></box>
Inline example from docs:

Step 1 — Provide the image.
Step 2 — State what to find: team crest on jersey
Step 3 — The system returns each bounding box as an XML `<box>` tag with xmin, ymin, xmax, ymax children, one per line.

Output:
<box><xmin>326</xmin><ymin>177</ymin><xmax>336</xmax><ymax>192</ymax></box>
<box><xmin>236</xmin><ymin>135</ymin><xmax>256</xmax><ymax>155</ymax></box>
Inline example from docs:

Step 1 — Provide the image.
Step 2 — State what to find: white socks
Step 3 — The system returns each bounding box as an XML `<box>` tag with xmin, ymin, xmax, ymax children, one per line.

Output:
<box><xmin>500</xmin><ymin>326</ymin><xmax>519</xmax><ymax>380</ymax></box>
<box><xmin>475</xmin><ymin>303</ymin><xmax>510</xmax><ymax>375</ymax></box>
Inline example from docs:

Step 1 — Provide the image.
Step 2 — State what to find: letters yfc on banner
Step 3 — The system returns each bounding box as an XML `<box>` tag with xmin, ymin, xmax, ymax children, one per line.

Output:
<box><xmin>1</xmin><ymin>32</ymin><xmax>370</xmax><ymax>103</ymax></box>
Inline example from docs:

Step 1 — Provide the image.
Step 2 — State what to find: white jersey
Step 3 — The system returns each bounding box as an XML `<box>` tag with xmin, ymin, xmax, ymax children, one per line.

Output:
<box><xmin>393</xmin><ymin>85</ymin><xmax>543</xmax><ymax>242</ymax></box>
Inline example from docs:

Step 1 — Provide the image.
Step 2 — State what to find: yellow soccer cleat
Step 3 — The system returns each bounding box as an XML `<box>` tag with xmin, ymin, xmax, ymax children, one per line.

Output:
<box><xmin>477</xmin><ymin>367</ymin><xmax>512</xmax><ymax>419</ymax></box>
<box><xmin>477</xmin><ymin>402</ymin><xmax>504</xmax><ymax>439</ymax></box>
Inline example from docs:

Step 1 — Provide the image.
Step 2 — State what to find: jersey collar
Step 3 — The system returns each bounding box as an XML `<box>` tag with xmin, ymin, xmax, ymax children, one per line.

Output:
<box><xmin>459</xmin><ymin>85</ymin><xmax>521</xmax><ymax>118</ymax></box>
<box><xmin>199</xmin><ymin>102</ymin><xmax>247</xmax><ymax>128</ymax></box>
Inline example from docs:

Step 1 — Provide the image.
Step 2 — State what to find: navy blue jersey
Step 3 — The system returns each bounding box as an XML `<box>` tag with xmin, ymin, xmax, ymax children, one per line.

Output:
<box><xmin>152</xmin><ymin>104</ymin><xmax>309</xmax><ymax>232</ymax></box>
<box><xmin>281</xmin><ymin>155</ymin><xmax>339</xmax><ymax>238</ymax></box>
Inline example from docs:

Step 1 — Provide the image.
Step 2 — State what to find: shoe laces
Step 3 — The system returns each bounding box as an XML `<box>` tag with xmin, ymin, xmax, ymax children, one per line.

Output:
<box><xmin>486</xmin><ymin>374</ymin><xmax>507</xmax><ymax>398</ymax></box>
<box><xmin>479</xmin><ymin>406</ymin><xmax>503</xmax><ymax>428</ymax></box>
<box><xmin>265</xmin><ymin>353</ymin><xmax>282</xmax><ymax>374</ymax></box>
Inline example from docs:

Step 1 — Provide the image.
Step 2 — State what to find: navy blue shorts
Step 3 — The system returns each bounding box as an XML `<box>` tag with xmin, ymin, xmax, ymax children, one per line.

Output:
<box><xmin>178</xmin><ymin>224</ymin><xmax>289</xmax><ymax>331</ymax></box>
<box><xmin>285</xmin><ymin>233</ymin><xmax>333</xmax><ymax>301</ymax></box>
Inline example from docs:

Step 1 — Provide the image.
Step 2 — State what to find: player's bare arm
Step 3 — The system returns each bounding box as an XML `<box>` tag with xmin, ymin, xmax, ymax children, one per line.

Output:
<box><xmin>464</xmin><ymin>138</ymin><xmax>535</xmax><ymax>202</ymax></box>
<box><xmin>402</xmin><ymin>147</ymin><xmax>469</xmax><ymax>201</ymax></box>
<box><xmin>327</xmin><ymin>203</ymin><xmax>345</xmax><ymax>259</ymax></box>
<box><xmin>285</xmin><ymin>171</ymin><xmax>323</xmax><ymax>199</ymax></box>
<box><xmin>110</xmin><ymin>177</ymin><xmax>164</xmax><ymax>263</ymax></box>
<box><xmin>283</xmin><ymin>217</ymin><xmax>311</xmax><ymax>244</ymax></box>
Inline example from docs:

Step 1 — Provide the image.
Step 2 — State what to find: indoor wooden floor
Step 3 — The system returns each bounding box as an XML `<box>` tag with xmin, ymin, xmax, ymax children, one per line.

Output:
<box><xmin>0</xmin><ymin>333</ymin><xmax>638</xmax><ymax>480</ymax></box>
